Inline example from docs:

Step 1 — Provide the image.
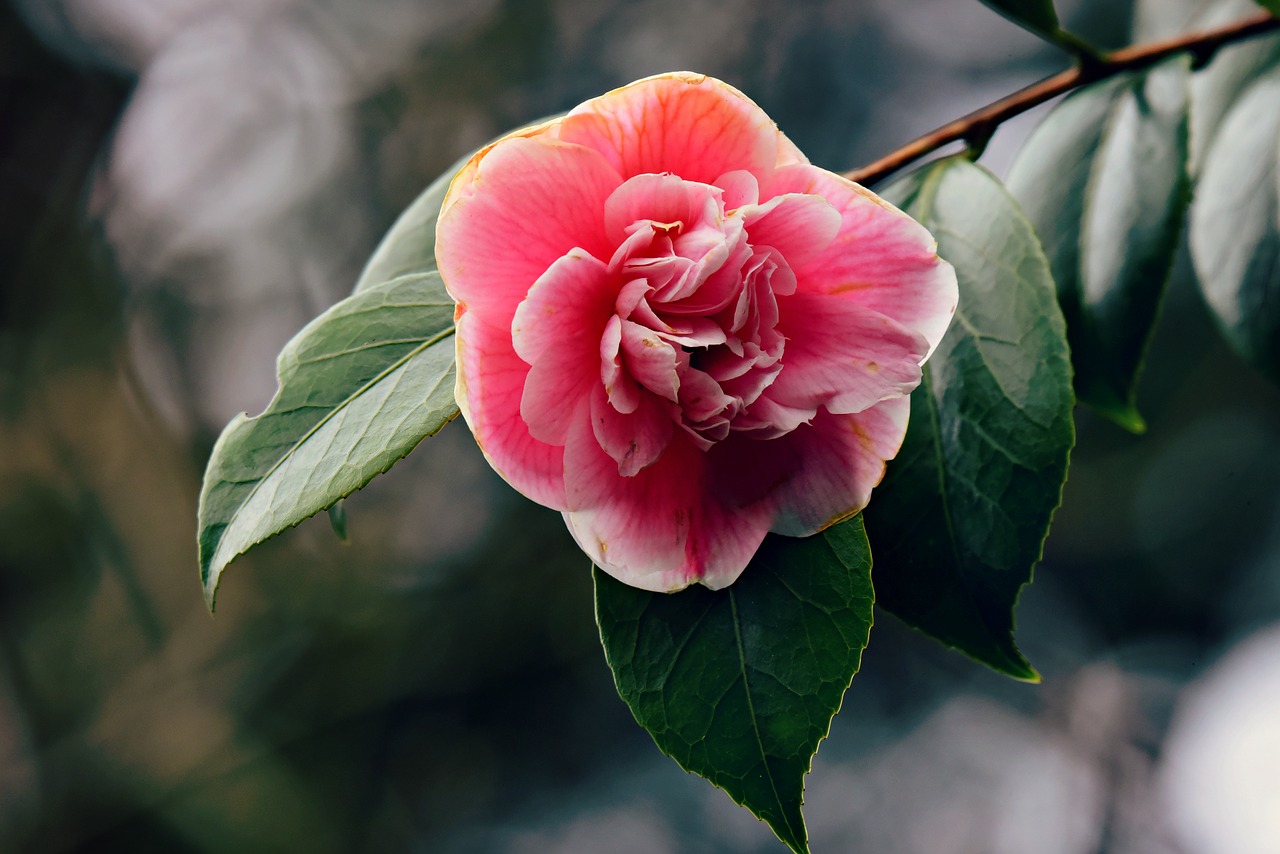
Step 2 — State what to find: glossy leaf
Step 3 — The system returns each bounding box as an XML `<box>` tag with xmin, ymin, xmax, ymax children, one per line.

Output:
<box><xmin>595</xmin><ymin>519</ymin><xmax>874</xmax><ymax>854</ymax></box>
<box><xmin>1190</xmin><ymin>66</ymin><xmax>1280</xmax><ymax>381</ymax></box>
<box><xmin>1007</xmin><ymin>60</ymin><xmax>1191</xmax><ymax>432</ymax></box>
<box><xmin>977</xmin><ymin>0</ymin><xmax>1062</xmax><ymax>42</ymax></box>
<box><xmin>197</xmin><ymin>272</ymin><xmax>459</xmax><ymax>610</ymax></box>
<box><xmin>867</xmin><ymin>158</ymin><xmax>1074</xmax><ymax>680</ymax></box>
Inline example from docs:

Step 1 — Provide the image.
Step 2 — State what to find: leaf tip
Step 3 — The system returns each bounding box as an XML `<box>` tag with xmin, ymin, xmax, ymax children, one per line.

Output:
<box><xmin>328</xmin><ymin>500</ymin><xmax>350</xmax><ymax>543</ymax></box>
<box><xmin>1093</xmin><ymin>402</ymin><xmax>1147</xmax><ymax>435</ymax></box>
<box><xmin>1011</xmin><ymin>664</ymin><xmax>1042</xmax><ymax>684</ymax></box>
<box><xmin>201</xmin><ymin>568</ymin><xmax>220</xmax><ymax>615</ymax></box>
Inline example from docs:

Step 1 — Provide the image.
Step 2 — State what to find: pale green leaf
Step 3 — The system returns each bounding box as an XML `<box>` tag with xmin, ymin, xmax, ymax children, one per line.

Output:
<box><xmin>1007</xmin><ymin>60</ymin><xmax>1191</xmax><ymax>431</ymax></box>
<box><xmin>1190</xmin><ymin>66</ymin><xmax>1280</xmax><ymax>381</ymax></box>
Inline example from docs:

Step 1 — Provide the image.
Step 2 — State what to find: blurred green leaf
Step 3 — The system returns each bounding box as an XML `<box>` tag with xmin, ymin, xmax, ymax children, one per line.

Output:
<box><xmin>595</xmin><ymin>519</ymin><xmax>874</xmax><ymax>854</ymax></box>
<box><xmin>198</xmin><ymin>272</ymin><xmax>459</xmax><ymax>610</ymax></box>
<box><xmin>1256</xmin><ymin>0</ymin><xmax>1280</xmax><ymax>15</ymax></box>
<box><xmin>977</xmin><ymin>0</ymin><xmax>1062</xmax><ymax>42</ymax></box>
<box><xmin>1189</xmin><ymin>66</ymin><xmax>1280</xmax><ymax>382</ymax></box>
<box><xmin>866</xmin><ymin>158</ymin><xmax>1074</xmax><ymax>681</ymax></box>
<box><xmin>1133</xmin><ymin>0</ymin><xmax>1280</xmax><ymax>173</ymax></box>
<box><xmin>1007</xmin><ymin>60</ymin><xmax>1191</xmax><ymax>432</ymax></box>
<box><xmin>327</xmin><ymin>499</ymin><xmax>350</xmax><ymax>543</ymax></box>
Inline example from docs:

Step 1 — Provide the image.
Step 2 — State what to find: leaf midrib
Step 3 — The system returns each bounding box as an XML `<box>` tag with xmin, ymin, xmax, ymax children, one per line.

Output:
<box><xmin>206</xmin><ymin>324</ymin><xmax>456</xmax><ymax>576</ymax></box>
<box><xmin>728</xmin><ymin>589</ymin><xmax>801</xmax><ymax>851</ymax></box>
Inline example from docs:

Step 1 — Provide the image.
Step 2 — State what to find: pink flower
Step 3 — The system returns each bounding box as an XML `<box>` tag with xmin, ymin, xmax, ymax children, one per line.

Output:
<box><xmin>437</xmin><ymin>72</ymin><xmax>957</xmax><ymax>592</ymax></box>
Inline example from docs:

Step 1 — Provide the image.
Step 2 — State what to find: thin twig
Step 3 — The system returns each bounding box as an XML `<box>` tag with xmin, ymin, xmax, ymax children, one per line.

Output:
<box><xmin>843</xmin><ymin>10</ymin><xmax>1280</xmax><ymax>187</ymax></box>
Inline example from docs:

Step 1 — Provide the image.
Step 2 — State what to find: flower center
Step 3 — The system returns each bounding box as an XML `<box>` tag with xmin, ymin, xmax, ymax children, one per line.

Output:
<box><xmin>598</xmin><ymin>173</ymin><xmax>796</xmax><ymax>451</ymax></box>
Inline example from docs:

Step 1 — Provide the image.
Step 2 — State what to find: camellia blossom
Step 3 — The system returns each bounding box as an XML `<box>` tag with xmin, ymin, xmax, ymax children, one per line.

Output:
<box><xmin>436</xmin><ymin>72</ymin><xmax>957</xmax><ymax>593</ymax></box>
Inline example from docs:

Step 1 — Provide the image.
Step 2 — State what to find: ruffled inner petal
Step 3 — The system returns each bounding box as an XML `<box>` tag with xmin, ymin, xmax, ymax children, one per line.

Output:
<box><xmin>514</xmin><ymin>251</ymin><xmax>618</xmax><ymax>444</ymax></box>
<box><xmin>589</xmin><ymin>384</ymin><xmax>675</xmax><ymax>477</ymax></box>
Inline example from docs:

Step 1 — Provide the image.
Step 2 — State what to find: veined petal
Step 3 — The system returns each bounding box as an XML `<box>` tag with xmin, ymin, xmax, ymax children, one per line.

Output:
<box><xmin>454</xmin><ymin>310</ymin><xmax>568</xmax><ymax>509</ymax></box>
<box><xmin>563</xmin><ymin>418</ymin><xmax>772</xmax><ymax>591</ymax></box>
<box><xmin>747</xmin><ymin>396</ymin><xmax>911</xmax><ymax>538</ymax></box>
<box><xmin>766</xmin><ymin>293</ymin><xmax>928</xmax><ymax>416</ymax></box>
<box><xmin>741</xmin><ymin>192</ymin><xmax>842</xmax><ymax>268</ymax></box>
<box><xmin>437</xmin><ymin>136</ymin><xmax>622</xmax><ymax>325</ymax></box>
<box><xmin>555</xmin><ymin>72</ymin><xmax>800</xmax><ymax>186</ymax></box>
<box><xmin>764</xmin><ymin>163</ymin><xmax>958</xmax><ymax>358</ymax></box>
<box><xmin>589</xmin><ymin>384</ymin><xmax>675</xmax><ymax>477</ymax></box>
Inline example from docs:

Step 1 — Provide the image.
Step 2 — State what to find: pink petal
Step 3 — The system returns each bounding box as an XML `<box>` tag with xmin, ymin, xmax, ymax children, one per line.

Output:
<box><xmin>747</xmin><ymin>396</ymin><xmax>911</xmax><ymax>538</ymax></box>
<box><xmin>562</xmin><ymin>418</ymin><xmax>773</xmax><ymax>591</ymax></box>
<box><xmin>764</xmin><ymin>292</ymin><xmax>928</xmax><ymax>417</ymax></box>
<box><xmin>619</xmin><ymin>319</ymin><xmax>680</xmax><ymax>402</ymax></box>
<box><xmin>513</xmin><ymin>251</ymin><xmax>618</xmax><ymax>444</ymax></box>
<box><xmin>600</xmin><ymin>315</ymin><xmax>641</xmax><ymax>414</ymax></box>
<box><xmin>454</xmin><ymin>310</ymin><xmax>568</xmax><ymax>509</ymax></box>
<box><xmin>437</xmin><ymin>136</ymin><xmax>622</xmax><ymax>325</ymax></box>
<box><xmin>603</xmin><ymin>172</ymin><xmax>718</xmax><ymax>245</ymax></box>
<box><xmin>714</xmin><ymin>169</ymin><xmax>760</xmax><ymax>210</ymax></box>
<box><xmin>589</xmin><ymin>384</ymin><xmax>675</xmax><ymax>477</ymax></box>
<box><xmin>762</xmin><ymin>163</ymin><xmax>958</xmax><ymax>357</ymax></box>
<box><xmin>741</xmin><ymin>193</ymin><xmax>842</xmax><ymax>268</ymax></box>
<box><xmin>555</xmin><ymin>72</ymin><xmax>802</xmax><ymax>186</ymax></box>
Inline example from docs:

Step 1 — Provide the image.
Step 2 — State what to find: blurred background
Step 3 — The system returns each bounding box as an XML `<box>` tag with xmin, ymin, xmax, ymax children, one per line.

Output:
<box><xmin>2</xmin><ymin>0</ymin><xmax>1279</xmax><ymax>850</ymax></box>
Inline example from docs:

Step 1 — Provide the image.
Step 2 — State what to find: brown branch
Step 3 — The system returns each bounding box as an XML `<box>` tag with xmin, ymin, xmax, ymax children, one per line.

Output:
<box><xmin>842</xmin><ymin>10</ymin><xmax>1280</xmax><ymax>187</ymax></box>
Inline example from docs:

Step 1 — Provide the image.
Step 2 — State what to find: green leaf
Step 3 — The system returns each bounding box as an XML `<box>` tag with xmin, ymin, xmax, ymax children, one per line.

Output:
<box><xmin>1187</xmin><ymin>2</ymin><xmax>1280</xmax><ymax>173</ymax></box>
<box><xmin>1133</xmin><ymin>0</ymin><xmax>1280</xmax><ymax>172</ymax></box>
<box><xmin>1256</xmin><ymin>0</ymin><xmax>1280</xmax><ymax>15</ymax></box>
<box><xmin>595</xmin><ymin>519</ymin><xmax>874</xmax><ymax>854</ymax></box>
<box><xmin>1190</xmin><ymin>66</ymin><xmax>1280</xmax><ymax>381</ymax></box>
<box><xmin>197</xmin><ymin>272</ymin><xmax>459</xmax><ymax>610</ymax></box>
<box><xmin>327</xmin><ymin>499</ymin><xmax>350</xmax><ymax>543</ymax></box>
<box><xmin>865</xmin><ymin>158</ymin><xmax>1074</xmax><ymax>680</ymax></box>
<box><xmin>198</xmin><ymin>138</ymin><xmax>484</xmax><ymax>609</ymax></box>
<box><xmin>1007</xmin><ymin>60</ymin><xmax>1191</xmax><ymax>432</ymax></box>
<box><xmin>977</xmin><ymin>0</ymin><xmax>1062</xmax><ymax>42</ymax></box>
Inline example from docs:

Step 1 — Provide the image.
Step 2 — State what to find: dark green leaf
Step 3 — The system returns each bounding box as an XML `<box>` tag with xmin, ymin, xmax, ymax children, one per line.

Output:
<box><xmin>595</xmin><ymin>519</ymin><xmax>874</xmax><ymax>854</ymax></box>
<box><xmin>1256</xmin><ymin>0</ymin><xmax>1280</xmax><ymax>15</ymax></box>
<box><xmin>1007</xmin><ymin>60</ymin><xmax>1191</xmax><ymax>432</ymax></box>
<box><xmin>1190</xmin><ymin>66</ymin><xmax>1280</xmax><ymax>381</ymax></box>
<box><xmin>977</xmin><ymin>0</ymin><xmax>1062</xmax><ymax>42</ymax></box>
<box><xmin>197</xmin><ymin>272</ymin><xmax>458</xmax><ymax>610</ymax></box>
<box><xmin>866</xmin><ymin>158</ymin><xmax>1074</xmax><ymax>680</ymax></box>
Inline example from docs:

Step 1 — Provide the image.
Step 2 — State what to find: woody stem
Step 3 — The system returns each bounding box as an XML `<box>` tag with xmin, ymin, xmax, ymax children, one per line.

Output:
<box><xmin>842</xmin><ymin>10</ymin><xmax>1280</xmax><ymax>187</ymax></box>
